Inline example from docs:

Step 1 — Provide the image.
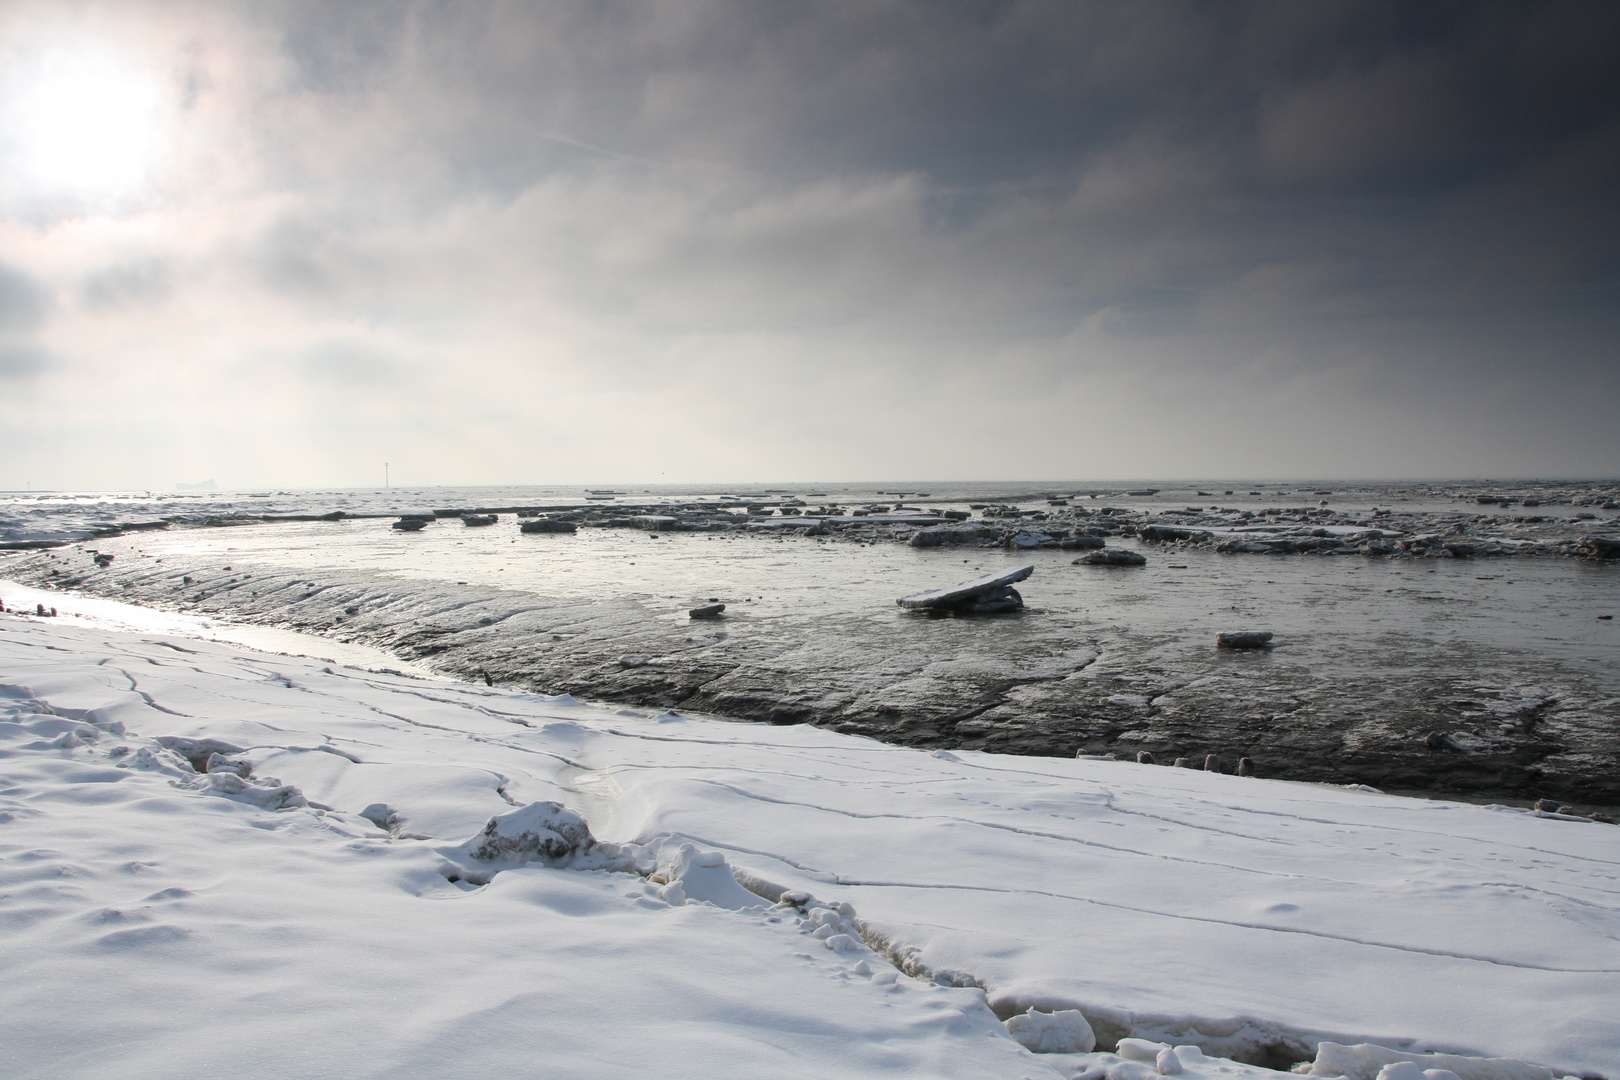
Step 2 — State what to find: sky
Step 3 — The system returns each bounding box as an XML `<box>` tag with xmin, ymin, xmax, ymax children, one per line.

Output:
<box><xmin>0</xmin><ymin>1</ymin><xmax>1617</xmax><ymax>490</ymax></box>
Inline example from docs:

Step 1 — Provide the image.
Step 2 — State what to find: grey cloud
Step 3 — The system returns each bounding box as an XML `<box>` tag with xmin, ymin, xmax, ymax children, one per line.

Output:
<box><xmin>81</xmin><ymin>260</ymin><xmax>175</xmax><ymax>309</ymax></box>
<box><xmin>0</xmin><ymin>343</ymin><xmax>50</xmax><ymax>379</ymax></box>
<box><xmin>0</xmin><ymin>263</ymin><xmax>48</xmax><ymax>332</ymax></box>
<box><xmin>228</xmin><ymin>2</ymin><xmax>1620</xmax><ymax>327</ymax></box>
<box><xmin>245</xmin><ymin>215</ymin><xmax>385</xmax><ymax>301</ymax></box>
<box><xmin>299</xmin><ymin>342</ymin><xmax>409</xmax><ymax>388</ymax></box>
<box><xmin>253</xmin><ymin>221</ymin><xmax>335</xmax><ymax>296</ymax></box>
<box><xmin>265</xmin><ymin>3</ymin><xmax>1620</xmax><ymax>344</ymax></box>
<box><xmin>1258</xmin><ymin>55</ymin><xmax>1472</xmax><ymax>184</ymax></box>
<box><xmin>244</xmin><ymin>4</ymin><xmax>1614</xmax><ymax>190</ymax></box>
<box><xmin>0</xmin><ymin>263</ymin><xmax>51</xmax><ymax>382</ymax></box>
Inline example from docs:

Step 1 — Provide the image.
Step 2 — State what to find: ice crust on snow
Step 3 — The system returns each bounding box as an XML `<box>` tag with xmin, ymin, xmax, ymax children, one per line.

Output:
<box><xmin>0</xmin><ymin>616</ymin><xmax>1615</xmax><ymax>1079</ymax></box>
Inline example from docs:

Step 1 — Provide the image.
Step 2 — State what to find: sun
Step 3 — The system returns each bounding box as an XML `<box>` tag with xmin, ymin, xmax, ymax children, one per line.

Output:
<box><xmin>4</xmin><ymin>44</ymin><xmax>168</xmax><ymax>204</ymax></box>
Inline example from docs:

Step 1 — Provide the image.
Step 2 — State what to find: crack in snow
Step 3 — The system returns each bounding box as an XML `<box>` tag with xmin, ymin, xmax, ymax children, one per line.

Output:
<box><xmin>110</xmin><ymin>667</ymin><xmax>193</xmax><ymax>717</ymax></box>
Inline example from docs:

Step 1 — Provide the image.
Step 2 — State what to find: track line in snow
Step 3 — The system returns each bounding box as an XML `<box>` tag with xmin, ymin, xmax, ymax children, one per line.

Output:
<box><xmin>673</xmin><ymin>776</ymin><xmax>1332</xmax><ymax>883</ymax></box>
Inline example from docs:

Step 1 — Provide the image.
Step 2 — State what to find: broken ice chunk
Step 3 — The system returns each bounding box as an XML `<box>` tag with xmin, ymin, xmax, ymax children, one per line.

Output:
<box><xmin>896</xmin><ymin>565</ymin><xmax>1032</xmax><ymax>612</ymax></box>
<box><xmin>124</xmin><ymin>746</ymin><xmax>197</xmax><ymax>777</ymax></box>
<box><xmin>1306</xmin><ymin>1042</ymin><xmax>1553</xmax><ymax>1080</ymax></box>
<box><xmin>204</xmin><ymin>752</ymin><xmax>252</xmax><ymax>777</ymax></box>
<box><xmin>205</xmin><ymin>771</ymin><xmax>306</xmax><ymax>810</ymax></box>
<box><xmin>1216</xmin><ymin>630</ymin><xmax>1275</xmax><ymax>649</ymax></box>
<box><xmin>155</xmin><ymin>736</ymin><xmax>246</xmax><ymax>772</ymax></box>
<box><xmin>1116</xmin><ymin>1039</ymin><xmax>1170</xmax><ymax>1063</ymax></box>
<box><xmin>656</xmin><ymin>843</ymin><xmax>765</xmax><ymax>910</ymax></box>
<box><xmin>1378</xmin><ymin>1067</ymin><xmax>1464</xmax><ymax>1080</ymax></box>
<box><xmin>1004</xmin><ymin>1007</ymin><xmax>1096</xmax><ymax>1054</ymax></box>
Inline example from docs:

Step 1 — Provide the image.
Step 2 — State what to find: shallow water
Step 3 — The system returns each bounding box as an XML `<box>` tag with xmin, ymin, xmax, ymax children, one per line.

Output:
<box><xmin>121</xmin><ymin>514</ymin><xmax>1619</xmax><ymax>670</ymax></box>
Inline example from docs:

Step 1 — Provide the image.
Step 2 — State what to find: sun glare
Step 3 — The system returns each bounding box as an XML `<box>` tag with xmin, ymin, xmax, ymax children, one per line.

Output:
<box><xmin>4</xmin><ymin>45</ymin><xmax>168</xmax><ymax>204</ymax></box>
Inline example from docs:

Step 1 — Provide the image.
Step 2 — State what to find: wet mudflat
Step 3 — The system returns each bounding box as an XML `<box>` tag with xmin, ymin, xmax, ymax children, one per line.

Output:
<box><xmin>6</xmin><ymin>510</ymin><xmax>1616</xmax><ymax>812</ymax></box>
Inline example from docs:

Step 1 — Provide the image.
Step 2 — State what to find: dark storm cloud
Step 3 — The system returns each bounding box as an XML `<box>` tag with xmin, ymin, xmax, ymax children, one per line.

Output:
<box><xmin>253</xmin><ymin>1</ymin><xmax>1620</xmax><ymax>315</ymax></box>
<box><xmin>259</xmin><ymin>3</ymin><xmax>1619</xmax><ymax>187</ymax></box>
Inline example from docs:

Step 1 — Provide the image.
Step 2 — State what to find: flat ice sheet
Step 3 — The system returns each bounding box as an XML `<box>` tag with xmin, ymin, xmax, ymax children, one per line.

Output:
<box><xmin>1</xmin><ymin>616</ymin><xmax>1616</xmax><ymax>1077</ymax></box>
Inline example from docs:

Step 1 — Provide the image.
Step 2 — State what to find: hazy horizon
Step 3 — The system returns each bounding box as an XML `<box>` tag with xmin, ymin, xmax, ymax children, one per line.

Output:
<box><xmin>4</xmin><ymin>473</ymin><xmax>1617</xmax><ymax>496</ymax></box>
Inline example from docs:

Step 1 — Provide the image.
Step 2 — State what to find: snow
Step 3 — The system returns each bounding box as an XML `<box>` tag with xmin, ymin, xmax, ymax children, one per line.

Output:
<box><xmin>1</xmin><ymin>612</ymin><xmax>1617</xmax><ymax>1078</ymax></box>
<box><xmin>1042</xmin><ymin>1040</ymin><xmax>1560</xmax><ymax>1080</ymax></box>
<box><xmin>1303</xmin><ymin>1042</ymin><xmax>1560</xmax><ymax>1080</ymax></box>
<box><xmin>1010</xmin><ymin>1008</ymin><xmax>1098</xmax><ymax>1053</ymax></box>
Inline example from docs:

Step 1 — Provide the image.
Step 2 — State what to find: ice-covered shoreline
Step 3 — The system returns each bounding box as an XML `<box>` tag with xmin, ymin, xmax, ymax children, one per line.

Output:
<box><xmin>2</xmin><ymin>612</ymin><xmax>1615</xmax><ymax>1078</ymax></box>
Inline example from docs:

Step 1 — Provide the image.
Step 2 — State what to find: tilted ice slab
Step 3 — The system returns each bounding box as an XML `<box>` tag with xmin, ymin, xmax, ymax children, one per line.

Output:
<box><xmin>896</xmin><ymin>564</ymin><xmax>1034</xmax><ymax>609</ymax></box>
<box><xmin>0</xmin><ymin>616</ymin><xmax>1616</xmax><ymax>1077</ymax></box>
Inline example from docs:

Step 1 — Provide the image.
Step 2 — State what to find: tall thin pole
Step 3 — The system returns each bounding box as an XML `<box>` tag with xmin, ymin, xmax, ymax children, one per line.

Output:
<box><xmin>384</xmin><ymin>462</ymin><xmax>390</xmax><ymax>488</ymax></box>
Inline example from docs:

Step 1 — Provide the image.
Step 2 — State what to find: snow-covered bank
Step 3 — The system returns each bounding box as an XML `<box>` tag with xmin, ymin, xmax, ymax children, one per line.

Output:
<box><xmin>2</xmin><ymin>615</ymin><xmax>1616</xmax><ymax>1077</ymax></box>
